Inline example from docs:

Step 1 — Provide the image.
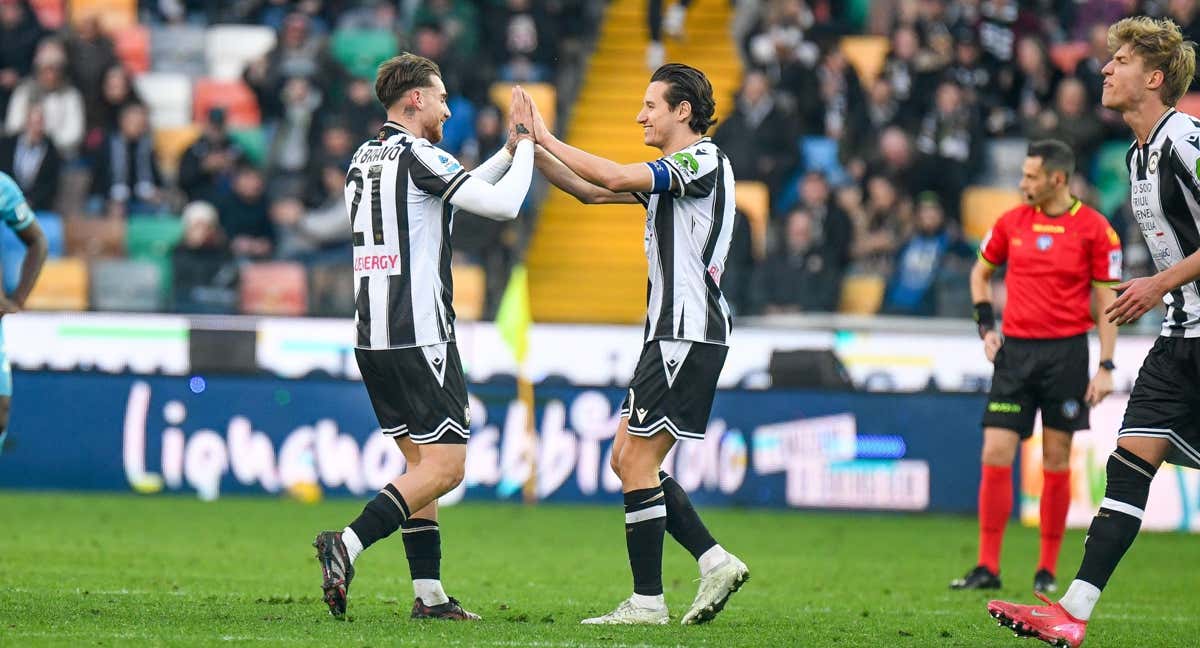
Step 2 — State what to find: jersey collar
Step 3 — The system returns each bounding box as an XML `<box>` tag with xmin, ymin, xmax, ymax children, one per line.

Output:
<box><xmin>378</xmin><ymin>121</ymin><xmax>415</xmax><ymax>140</ymax></box>
<box><xmin>1142</xmin><ymin>108</ymin><xmax>1176</xmax><ymax>148</ymax></box>
<box><xmin>1034</xmin><ymin>198</ymin><xmax>1082</xmax><ymax>218</ymax></box>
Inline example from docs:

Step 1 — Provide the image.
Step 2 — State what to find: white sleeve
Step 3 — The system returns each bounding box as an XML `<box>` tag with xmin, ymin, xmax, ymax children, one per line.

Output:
<box><xmin>448</xmin><ymin>139</ymin><xmax>533</xmax><ymax>221</ymax></box>
<box><xmin>470</xmin><ymin>146</ymin><xmax>513</xmax><ymax>184</ymax></box>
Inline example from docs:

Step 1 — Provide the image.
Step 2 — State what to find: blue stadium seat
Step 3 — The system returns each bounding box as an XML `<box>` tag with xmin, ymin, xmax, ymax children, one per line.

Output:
<box><xmin>3</xmin><ymin>212</ymin><xmax>63</xmax><ymax>294</ymax></box>
<box><xmin>801</xmin><ymin>136</ymin><xmax>849</xmax><ymax>186</ymax></box>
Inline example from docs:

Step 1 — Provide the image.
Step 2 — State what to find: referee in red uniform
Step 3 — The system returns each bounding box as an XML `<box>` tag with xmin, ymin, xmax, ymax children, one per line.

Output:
<box><xmin>951</xmin><ymin>140</ymin><xmax>1122</xmax><ymax>594</ymax></box>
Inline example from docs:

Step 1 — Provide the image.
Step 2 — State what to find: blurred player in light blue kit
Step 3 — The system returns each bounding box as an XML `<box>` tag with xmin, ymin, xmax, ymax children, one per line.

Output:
<box><xmin>0</xmin><ymin>171</ymin><xmax>48</xmax><ymax>455</ymax></box>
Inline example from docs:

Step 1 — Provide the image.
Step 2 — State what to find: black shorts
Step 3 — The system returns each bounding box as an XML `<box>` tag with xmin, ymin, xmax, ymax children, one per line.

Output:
<box><xmin>355</xmin><ymin>343</ymin><xmax>470</xmax><ymax>445</ymax></box>
<box><xmin>1119</xmin><ymin>336</ymin><xmax>1200</xmax><ymax>469</ymax></box>
<box><xmin>982</xmin><ymin>334</ymin><xmax>1090</xmax><ymax>438</ymax></box>
<box><xmin>618</xmin><ymin>340</ymin><xmax>728</xmax><ymax>440</ymax></box>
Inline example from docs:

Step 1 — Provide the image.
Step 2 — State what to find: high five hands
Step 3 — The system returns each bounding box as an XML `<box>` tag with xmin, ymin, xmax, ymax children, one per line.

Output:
<box><xmin>505</xmin><ymin>85</ymin><xmax>553</xmax><ymax>151</ymax></box>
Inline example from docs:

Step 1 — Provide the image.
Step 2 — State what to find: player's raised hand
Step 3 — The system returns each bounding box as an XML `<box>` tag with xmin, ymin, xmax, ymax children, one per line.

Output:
<box><xmin>1106</xmin><ymin>276</ymin><xmax>1166</xmax><ymax>325</ymax></box>
<box><xmin>509</xmin><ymin>85</ymin><xmax>534</xmax><ymax>144</ymax></box>
<box><xmin>521</xmin><ymin>87</ymin><xmax>553</xmax><ymax>144</ymax></box>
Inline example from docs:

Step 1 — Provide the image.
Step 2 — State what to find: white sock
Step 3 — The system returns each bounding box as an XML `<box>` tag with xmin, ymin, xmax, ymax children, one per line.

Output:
<box><xmin>414</xmin><ymin>578</ymin><xmax>449</xmax><ymax>606</ymax></box>
<box><xmin>341</xmin><ymin>527</ymin><xmax>363</xmax><ymax>564</ymax></box>
<box><xmin>630</xmin><ymin>592</ymin><xmax>665</xmax><ymax>609</ymax></box>
<box><xmin>1059</xmin><ymin>580</ymin><xmax>1101</xmax><ymax>621</ymax></box>
<box><xmin>698</xmin><ymin>544</ymin><xmax>729</xmax><ymax>576</ymax></box>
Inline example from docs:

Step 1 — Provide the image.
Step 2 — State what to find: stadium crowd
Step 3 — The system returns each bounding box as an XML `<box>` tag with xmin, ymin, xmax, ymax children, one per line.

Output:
<box><xmin>0</xmin><ymin>0</ymin><xmax>1182</xmax><ymax>324</ymax></box>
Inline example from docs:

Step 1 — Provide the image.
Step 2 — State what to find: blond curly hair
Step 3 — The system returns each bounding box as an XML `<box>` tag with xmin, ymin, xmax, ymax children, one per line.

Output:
<box><xmin>1108</xmin><ymin>16</ymin><xmax>1197</xmax><ymax>107</ymax></box>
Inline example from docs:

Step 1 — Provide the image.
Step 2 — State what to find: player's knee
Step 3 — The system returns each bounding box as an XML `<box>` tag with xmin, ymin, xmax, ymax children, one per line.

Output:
<box><xmin>429</xmin><ymin>458</ymin><xmax>464</xmax><ymax>494</ymax></box>
<box><xmin>1042</xmin><ymin>450</ymin><xmax>1070</xmax><ymax>472</ymax></box>
<box><xmin>981</xmin><ymin>442</ymin><xmax>1016</xmax><ymax>466</ymax></box>
<box><xmin>609</xmin><ymin>449</ymin><xmax>622</xmax><ymax>478</ymax></box>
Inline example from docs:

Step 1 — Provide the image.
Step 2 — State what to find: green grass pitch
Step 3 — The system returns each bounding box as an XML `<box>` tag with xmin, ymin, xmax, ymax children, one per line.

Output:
<box><xmin>1</xmin><ymin>492</ymin><xmax>1197</xmax><ymax>646</ymax></box>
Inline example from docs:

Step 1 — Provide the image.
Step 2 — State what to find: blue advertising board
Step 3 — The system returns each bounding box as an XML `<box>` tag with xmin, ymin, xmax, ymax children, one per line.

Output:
<box><xmin>0</xmin><ymin>371</ymin><xmax>988</xmax><ymax>512</ymax></box>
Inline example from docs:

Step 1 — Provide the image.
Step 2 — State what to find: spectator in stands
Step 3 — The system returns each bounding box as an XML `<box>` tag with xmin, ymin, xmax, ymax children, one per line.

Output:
<box><xmin>332</xmin><ymin>77</ymin><xmax>385</xmax><ymax>142</ymax></box>
<box><xmin>646</xmin><ymin>0</ymin><xmax>690</xmax><ymax>69</ymax></box>
<box><xmin>806</xmin><ymin>48</ymin><xmax>864</xmax><ymax>141</ymax></box>
<box><xmin>490</xmin><ymin>0</ymin><xmax>557</xmax><ymax>82</ymax></box>
<box><xmin>413</xmin><ymin>0</ymin><xmax>482</xmax><ymax>60</ymax></box>
<box><xmin>865</xmin><ymin>126</ymin><xmax>918</xmax><ymax>192</ymax></box>
<box><xmin>84</xmin><ymin>65</ymin><xmax>144</xmax><ymax>154</ymax></box>
<box><xmin>90</xmin><ymin>102</ymin><xmax>163</xmax><ymax>216</ymax></box>
<box><xmin>269</xmin><ymin>169</ymin><xmax>352</xmax><ymax>263</ymax></box>
<box><xmin>457</xmin><ymin>105</ymin><xmax>505</xmax><ymax>171</ymax></box>
<box><xmin>1030</xmin><ymin>77</ymin><xmax>1105</xmax><ymax>165</ymax></box>
<box><xmin>843</xmin><ymin>77</ymin><xmax>902</xmax><ymax>179</ymax></box>
<box><xmin>798</xmin><ymin>170</ymin><xmax>853</xmax><ymax>272</ymax></box>
<box><xmin>178</xmin><ymin>108</ymin><xmax>244</xmax><ymax>205</ymax></box>
<box><xmin>947</xmin><ymin>29</ymin><xmax>997</xmax><ymax>118</ymax></box>
<box><xmin>1168</xmin><ymin>0</ymin><xmax>1200</xmax><ymax>47</ymax></box>
<box><xmin>303</xmin><ymin>120</ymin><xmax>355</xmax><ymax>206</ymax></box>
<box><xmin>0</xmin><ymin>0</ymin><xmax>46</xmax><ymax>118</ymax></box>
<box><xmin>6</xmin><ymin>41</ymin><xmax>85</xmax><ymax>157</ymax></box>
<box><xmin>265</xmin><ymin>76</ymin><xmax>323</xmax><ymax>198</ymax></box>
<box><xmin>246</xmin><ymin>12</ymin><xmax>342</xmax><ymax>120</ymax></box>
<box><xmin>845</xmin><ymin>174</ymin><xmax>912</xmax><ymax>275</ymax></box>
<box><xmin>65</xmin><ymin>15</ymin><xmax>118</xmax><ymax>131</ymax></box>
<box><xmin>882</xmin><ymin>192</ymin><xmax>972</xmax><ymax>316</ymax></box>
<box><xmin>759</xmin><ymin>207</ymin><xmax>843</xmax><ymax>313</ymax></box>
<box><xmin>217</xmin><ymin>163</ymin><xmax>274</xmax><ymax>259</ymax></box>
<box><xmin>411</xmin><ymin>22</ymin><xmax>479</xmax><ymax>103</ymax></box>
<box><xmin>713</xmin><ymin>69</ymin><xmax>798</xmax><ymax>195</ymax></box>
<box><xmin>1009</xmin><ymin>36</ymin><xmax>1063</xmax><ymax>127</ymax></box>
<box><xmin>0</xmin><ymin>102</ymin><xmax>60</xmax><ymax>211</ymax></box>
<box><xmin>1075</xmin><ymin>23</ymin><xmax>1109</xmax><ymax>108</ymax></box>
<box><xmin>977</xmin><ymin>0</ymin><xmax>1040</xmax><ymax>69</ymax></box>
<box><xmin>915</xmin><ymin>80</ymin><xmax>983</xmax><ymax>221</ymax></box>
<box><xmin>881</xmin><ymin>25</ymin><xmax>937</xmax><ymax>126</ymax></box>
<box><xmin>172</xmin><ymin>201</ymin><xmax>238</xmax><ymax>314</ymax></box>
<box><xmin>744</xmin><ymin>0</ymin><xmax>820</xmax><ymax>79</ymax></box>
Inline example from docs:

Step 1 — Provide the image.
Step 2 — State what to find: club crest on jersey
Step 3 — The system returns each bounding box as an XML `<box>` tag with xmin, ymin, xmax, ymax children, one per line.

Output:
<box><xmin>1148</xmin><ymin>150</ymin><xmax>1160</xmax><ymax>174</ymax></box>
<box><xmin>671</xmin><ymin>151</ymin><xmax>699</xmax><ymax>175</ymax></box>
<box><xmin>1036</xmin><ymin>234</ymin><xmax>1053</xmax><ymax>251</ymax></box>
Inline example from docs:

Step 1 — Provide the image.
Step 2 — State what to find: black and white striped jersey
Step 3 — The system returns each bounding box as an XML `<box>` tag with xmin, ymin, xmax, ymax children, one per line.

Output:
<box><xmin>1128</xmin><ymin>108</ymin><xmax>1200</xmax><ymax>338</ymax></box>
<box><xmin>346</xmin><ymin>122</ymin><xmax>468</xmax><ymax>350</ymax></box>
<box><xmin>633</xmin><ymin>138</ymin><xmax>736</xmax><ymax>345</ymax></box>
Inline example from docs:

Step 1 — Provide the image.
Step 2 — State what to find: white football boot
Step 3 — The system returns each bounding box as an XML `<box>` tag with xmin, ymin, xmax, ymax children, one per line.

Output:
<box><xmin>681</xmin><ymin>554</ymin><xmax>750</xmax><ymax>625</ymax></box>
<box><xmin>581</xmin><ymin>596</ymin><xmax>669</xmax><ymax>625</ymax></box>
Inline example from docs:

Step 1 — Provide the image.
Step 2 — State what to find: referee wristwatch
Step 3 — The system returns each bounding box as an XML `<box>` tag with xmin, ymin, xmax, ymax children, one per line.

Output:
<box><xmin>1099</xmin><ymin>359</ymin><xmax>1116</xmax><ymax>371</ymax></box>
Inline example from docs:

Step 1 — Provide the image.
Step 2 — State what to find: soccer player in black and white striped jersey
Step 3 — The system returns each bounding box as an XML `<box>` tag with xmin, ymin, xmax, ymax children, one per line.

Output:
<box><xmin>987</xmin><ymin>17</ymin><xmax>1200</xmax><ymax>647</ymax></box>
<box><xmin>519</xmin><ymin>64</ymin><xmax>749</xmax><ymax>626</ymax></box>
<box><xmin>313</xmin><ymin>54</ymin><xmax>538</xmax><ymax>621</ymax></box>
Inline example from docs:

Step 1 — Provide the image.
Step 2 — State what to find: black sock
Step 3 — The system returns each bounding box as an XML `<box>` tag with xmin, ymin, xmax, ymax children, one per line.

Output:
<box><xmin>659</xmin><ymin>470</ymin><xmax>718</xmax><ymax>560</ymax></box>
<box><xmin>401</xmin><ymin>518</ymin><xmax>441</xmax><ymax>581</ymax></box>
<box><xmin>348</xmin><ymin>484</ymin><xmax>410</xmax><ymax>550</ymax></box>
<box><xmin>1074</xmin><ymin>447</ymin><xmax>1157</xmax><ymax>590</ymax></box>
<box><xmin>624</xmin><ymin>486</ymin><xmax>667</xmax><ymax>596</ymax></box>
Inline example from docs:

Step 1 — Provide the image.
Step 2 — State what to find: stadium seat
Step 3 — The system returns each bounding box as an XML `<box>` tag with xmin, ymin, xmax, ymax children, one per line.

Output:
<box><xmin>331</xmin><ymin>28</ymin><xmax>398</xmax><ymax>79</ymax></box>
<box><xmin>127</xmin><ymin>216</ymin><xmax>184</xmax><ymax>302</ymax></box>
<box><xmin>150</xmin><ymin>22</ymin><xmax>207</xmax><ymax>77</ymax></box>
<box><xmin>307</xmin><ymin>263</ymin><xmax>354</xmax><ymax>318</ymax></box>
<box><xmin>64</xmin><ymin>215</ymin><xmax>126</xmax><ymax>258</ymax></box>
<box><xmin>113</xmin><ymin>24</ymin><xmax>150</xmax><ymax>74</ymax></box>
<box><xmin>733</xmin><ymin>180</ymin><xmax>769</xmax><ymax>260</ymax></box>
<box><xmin>961</xmin><ymin>186</ymin><xmax>1023</xmax><ymax>242</ymax></box>
<box><xmin>204</xmin><ymin>24</ymin><xmax>276</xmax><ymax>81</ymax></box>
<box><xmin>240</xmin><ymin>262</ymin><xmax>308</xmax><ymax>316</ymax></box>
<box><xmin>840</xmin><ymin>35</ymin><xmax>889</xmax><ymax>85</ymax></box>
<box><xmin>29</xmin><ymin>0</ymin><xmax>65</xmax><ymax>29</ymax></box>
<box><xmin>489</xmin><ymin>82</ymin><xmax>557</xmax><ymax>132</ymax></box>
<box><xmin>1176</xmin><ymin>93</ymin><xmax>1200</xmax><ymax>120</ymax></box>
<box><xmin>153</xmin><ymin>124</ymin><xmax>202</xmax><ymax>180</ymax></box>
<box><xmin>980</xmin><ymin>138</ymin><xmax>1027</xmax><ymax>188</ymax></box>
<box><xmin>228</xmin><ymin>127</ymin><xmax>268</xmax><ymax>167</ymax></box>
<box><xmin>24</xmin><ymin>257</ymin><xmax>88</xmax><ymax>311</ymax></box>
<box><xmin>90</xmin><ymin>259</ymin><xmax>165</xmax><ymax>312</ymax></box>
<box><xmin>800</xmin><ymin>136</ymin><xmax>849</xmax><ymax>186</ymax></box>
<box><xmin>68</xmin><ymin>0</ymin><xmax>135</xmax><ymax>31</ymax></box>
<box><xmin>2</xmin><ymin>212</ymin><xmax>64</xmax><ymax>294</ymax></box>
<box><xmin>452</xmin><ymin>263</ymin><xmax>485</xmax><ymax>321</ymax></box>
<box><xmin>135</xmin><ymin>73</ymin><xmax>193</xmax><ymax>129</ymax></box>
<box><xmin>1049</xmin><ymin>42</ymin><xmax>1089</xmax><ymax>74</ymax></box>
<box><xmin>193</xmin><ymin>79</ymin><xmax>261</xmax><ymax>128</ymax></box>
<box><xmin>838</xmin><ymin>274</ymin><xmax>885</xmax><ymax>315</ymax></box>
<box><xmin>1092</xmin><ymin>140</ymin><xmax>1131</xmax><ymax>216</ymax></box>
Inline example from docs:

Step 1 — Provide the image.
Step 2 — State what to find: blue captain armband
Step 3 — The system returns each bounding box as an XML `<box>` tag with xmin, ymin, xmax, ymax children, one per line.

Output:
<box><xmin>646</xmin><ymin>159</ymin><xmax>672</xmax><ymax>194</ymax></box>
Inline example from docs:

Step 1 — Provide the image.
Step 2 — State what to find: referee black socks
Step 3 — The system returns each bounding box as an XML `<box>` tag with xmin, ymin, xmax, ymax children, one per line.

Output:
<box><xmin>348</xmin><ymin>484</ymin><xmax>411</xmax><ymax>551</ymax></box>
<box><xmin>1074</xmin><ymin>447</ymin><xmax>1157</xmax><ymax>590</ymax></box>
<box><xmin>624</xmin><ymin>486</ymin><xmax>667</xmax><ymax>596</ymax></box>
<box><xmin>659</xmin><ymin>470</ymin><xmax>718</xmax><ymax>560</ymax></box>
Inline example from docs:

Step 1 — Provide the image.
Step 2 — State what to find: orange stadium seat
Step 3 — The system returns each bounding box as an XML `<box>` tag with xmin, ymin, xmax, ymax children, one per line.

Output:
<box><xmin>29</xmin><ymin>0</ymin><xmax>65</xmax><ymax>29</ymax></box>
<box><xmin>452</xmin><ymin>263</ymin><xmax>486</xmax><ymax>321</ymax></box>
<box><xmin>241</xmin><ymin>262</ymin><xmax>308</xmax><ymax>316</ymax></box>
<box><xmin>489</xmin><ymin>82</ymin><xmax>556</xmax><ymax>132</ymax></box>
<box><xmin>68</xmin><ymin>0</ymin><xmax>136</xmax><ymax>31</ymax></box>
<box><xmin>961</xmin><ymin>186</ymin><xmax>1023</xmax><ymax>242</ymax></box>
<box><xmin>113</xmin><ymin>25</ymin><xmax>150</xmax><ymax>74</ymax></box>
<box><xmin>153</xmin><ymin>125</ymin><xmax>202</xmax><ymax>180</ymax></box>
<box><xmin>193</xmin><ymin>79</ymin><xmax>261</xmax><ymax>128</ymax></box>
<box><xmin>840</xmin><ymin>35</ymin><xmax>889</xmax><ymax>85</ymax></box>
<box><xmin>1049</xmin><ymin>42</ymin><xmax>1089</xmax><ymax>74</ymax></box>
<box><xmin>24</xmin><ymin>257</ymin><xmax>88</xmax><ymax>311</ymax></box>
<box><xmin>734</xmin><ymin>180</ymin><xmax>769</xmax><ymax>260</ymax></box>
<box><xmin>839</xmin><ymin>274</ymin><xmax>885</xmax><ymax>315</ymax></box>
<box><xmin>64</xmin><ymin>215</ymin><xmax>126</xmax><ymax>257</ymax></box>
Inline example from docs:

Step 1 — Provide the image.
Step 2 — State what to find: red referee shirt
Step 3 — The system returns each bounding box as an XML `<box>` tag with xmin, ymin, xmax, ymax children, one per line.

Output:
<box><xmin>979</xmin><ymin>199</ymin><xmax>1122</xmax><ymax>339</ymax></box>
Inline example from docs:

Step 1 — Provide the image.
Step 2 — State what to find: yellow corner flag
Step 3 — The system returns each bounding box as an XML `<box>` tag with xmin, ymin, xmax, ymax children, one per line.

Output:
<box><xmin>496</xmin><ymin>264</ymin><xmax>532</xmax><ymax>364</ymax></box>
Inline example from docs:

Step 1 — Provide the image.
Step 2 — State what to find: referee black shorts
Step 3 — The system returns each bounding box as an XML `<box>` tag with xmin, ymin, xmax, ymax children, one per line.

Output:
<box><xmin>1119</xmin><ymin>336</ymin><xmax>1200</xmax><ymax>469</ymax></box>
<box><xmin>982</xmin><ymin>334</ymin><xmax>1090</xmax><ymax>439</ymax></box>
<box><xmin>355</xmin><ymin>342</ymin><xmax>470</xmax><ymax>445</ymax></box>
